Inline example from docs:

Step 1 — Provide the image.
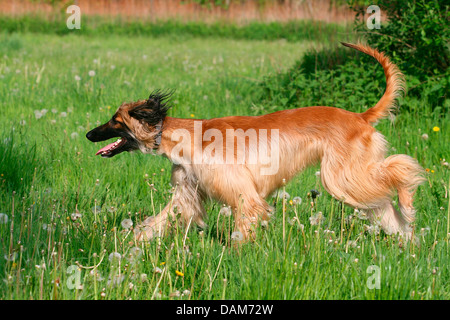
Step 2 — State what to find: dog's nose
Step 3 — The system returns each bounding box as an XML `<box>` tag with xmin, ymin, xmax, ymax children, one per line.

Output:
<box><xmin>86</xmin><ymin>130</ymin><xmax>95</xmax><ymax>142</ymax></box>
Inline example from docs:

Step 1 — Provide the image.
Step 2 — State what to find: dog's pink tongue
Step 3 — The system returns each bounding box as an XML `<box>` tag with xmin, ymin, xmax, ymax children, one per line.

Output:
<box><xmin>95</xmin><ymin>142</ymin><xmax>116</xmax><ymax>156</ymax></box>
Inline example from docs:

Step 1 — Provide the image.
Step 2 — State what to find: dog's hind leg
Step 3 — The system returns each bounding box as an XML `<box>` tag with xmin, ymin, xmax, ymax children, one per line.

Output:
<box><xmin>320</xmin><ymin>147</ymin><xmax>424</xmax><ymax>239</ymax></box>
<box><xmin>135</xmin><ymin>164</ymin><xmax>206</xmax><ymax>241</ymax></box>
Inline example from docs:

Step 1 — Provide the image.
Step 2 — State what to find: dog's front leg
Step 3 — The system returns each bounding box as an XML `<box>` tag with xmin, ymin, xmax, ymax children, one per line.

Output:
<box><xmin>134</xmin><ymin>164</ymin><xmax>206</xmax><ymax>241</ymax></box>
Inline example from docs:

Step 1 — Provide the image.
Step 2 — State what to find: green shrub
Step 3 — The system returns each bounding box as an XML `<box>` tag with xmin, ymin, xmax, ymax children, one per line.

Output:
<box><xmin>350</xmin><ymin>0</ymin><xmax>449</xmax><ymax>78</ymax></box>
<box><xmin>257</xmin><ymin>0</ymin><xmax>449</xmax><ymax>114</ymax></box>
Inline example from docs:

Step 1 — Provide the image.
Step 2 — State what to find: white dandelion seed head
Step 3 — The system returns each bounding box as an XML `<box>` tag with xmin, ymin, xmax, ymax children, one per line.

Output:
<box><xmin>219</xmin><ymin>206</ymin><xmax>232</xmax><ymax>217</ymax></box>
<box><xmin>421</xmin><ymin>133</ymin><xmax>428</xmax><ymax>140</ymax></box>
<box><xmin>231</xmin><ymin>231</ymin><xmax>244</xmax><ymax>242</ymax></box>
<box><xmin>88</xmin><ymin>70</ymin><xmax>96</xmax><ymax>77</ymax></box>
<box><xmin>108</xmin><ymin>252</ymin><xmax>122</xmax><ymax>263</ymax></box>
<box><xmin>309</xmin><ymin>212</ymin><xmax>324</xmax><ymax>226</ymax></box>
<box><xmin>128</xmin><ymin>247</ymin><xmax>142</xmax><ymax>261</ymax></box>
<box><xmin>60</xmin><ymin>112</ymin><xmax>67</xmax><ymax>118</ymax></box>
<box><xmin>121</xmin><ymin>219</ymin><xmax>133</xmax><ymax>229</ymax></box>
<box><xmin>74</xmin><ymin>75</ymin><xmax>81</xmax><ymax>81</ymax></box>
<box><xmin>293</xmin><ymin>196</ymin><xmax>302</xmax><ymax>205</ymax></box>
<box><xmin>140</xmin><ymin>273</ymin><xmax>148</xmax><ymax>282</ymax></box>
<box><xmin>91</xmin><ymin>206</ymin><xmax>102</xmax><ymax>214</ymax></box>
<box><xmin>70</xmin><ymin>132</ymin><xmax>79</xmax><ymax>139</ymax></box>
<box><xmin>278</xmin><ymin>191</ymin><xmax>290</xmax><ymax>200</ymax></box>
<box><xmin>0</xmin><ymin>213</ymin><xmax>8</xmax><ymax>224</ymax></box>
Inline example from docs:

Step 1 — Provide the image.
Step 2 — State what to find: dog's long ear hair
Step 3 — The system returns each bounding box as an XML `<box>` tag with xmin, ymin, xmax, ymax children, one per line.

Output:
<box><xmin>129</xmin><ymin>90</ymin><xmax>173</xmax><ymax>126</ymax></box>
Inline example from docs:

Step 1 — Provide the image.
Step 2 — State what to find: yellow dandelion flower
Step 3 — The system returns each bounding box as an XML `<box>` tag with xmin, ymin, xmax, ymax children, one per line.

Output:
<box><xmin>431</xmin><ymin>170</ymin><xmax>435</xmax><ymax>173</ymax></box>
<box><xmin>175</xmin><ymin>270</ymin><xmax>184</xmax><ymax>277</ymax></box>
<box><xmin>190</xmin><ymin>114</ymin><xmax>195</xmax><ymax>118</ymax></box>
<box><xmin>107</xmin><ymin>106</ymin><xmax>111</xmax><ymax>109</ymax></box>
<box><xmin>289</xmin><ymin>200</ymin><xmax>293</xmax><ymax>205</ymax></box>
<box><xmin>433</xmin><ymin>126</ymin><xmax>440</xmax><ymax>132</ymax></box>
<box><xmin>160</xmin><ymin>262</ymin><xmax>166</xmax><ymax>266</ymax></box>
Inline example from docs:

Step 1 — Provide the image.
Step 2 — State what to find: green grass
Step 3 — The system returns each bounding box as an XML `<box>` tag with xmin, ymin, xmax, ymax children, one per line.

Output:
<box><xmin>0</xmin><ymin>15</ymin><xmax>350</xmax><ymax>43</ymax></box>
<box><xmin>0</xmin><ymin>31</ymin><xmax>449</xmax><ymax>300</ymax></box>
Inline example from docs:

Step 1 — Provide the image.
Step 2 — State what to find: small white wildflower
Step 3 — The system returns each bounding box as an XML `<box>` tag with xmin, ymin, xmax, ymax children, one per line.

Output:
<box><xmin>88</xmin><ymin>70</ymin><xmax>96</xmax><ymax>77</ymax></box>
<box><xmin>70</xmin><ymin>132</ymin><xmax>79</xmax><ymax>139</ymax></box>
<box><xmin>70</xmin><ymin>212</ymin><xmax>82</xmax><ymax>221</ymax></box>
<box><xmin>110</xmin><ymin>65</ymin><xmax>116</xmax><ymax>70</ymax></box>
<box><xmin>315</xmin><ymin>171</ymin><xmax>321</xmax><ymax>177</ymax></box>
<box><xmin>0</xmin><ymin>213</ymin><xmax>8</xmax><ymax>224</ymax></box>
<box><xmin>182</xmin><ymin>289</ymin><xmax>191</xmax><ymax>296</ymax></box>
<box><xmin>74</xmin><ymin>75</ymin><xmax>81</xmax><ymax>81</ymax></box>
<box><xmin>140</xmin><ymin>273</ymin><xmax>148</xmax><ymax>282</ymax></box>
<box><xmin>121</xmin><ymin>219</ymin><xmax>133</xmax><ymax>229</ymax></box>
<box><xmin>34</xmin><ymin>110</ymin><xmax>43</xmax><ymax>119</ymax></box>
<box><xmin>60</xmin><ymin>112</ymin><xmax>67</xmax><ymax>117</ymax></box>
<box><xmin>153</xmin><ymin>267</ymin><xmax>163</xmax><ymax>274</ymax></box>
<box><xmin>261</xmin><ymin>220</ymin><xmax>269</xmax><ymax>228</ymax></box>
<box><xmin>51</xmin><ymin>108</ymin><xmax>58</xmax><ymax>114</ymax></box>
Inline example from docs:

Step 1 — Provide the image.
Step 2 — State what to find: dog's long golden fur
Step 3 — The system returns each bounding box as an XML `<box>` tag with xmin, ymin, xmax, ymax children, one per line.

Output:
<box><xmin>87</xmin><ymin>43</ymin><xmax>425</xmax><ymax>242</ymax></box>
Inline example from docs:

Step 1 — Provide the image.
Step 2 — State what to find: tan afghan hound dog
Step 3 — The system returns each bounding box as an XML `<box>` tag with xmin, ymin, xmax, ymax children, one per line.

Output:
<box><xmin>86</xmin><ymin>43</ymin><xmax>424</xmax><ymax>242</ymax></box>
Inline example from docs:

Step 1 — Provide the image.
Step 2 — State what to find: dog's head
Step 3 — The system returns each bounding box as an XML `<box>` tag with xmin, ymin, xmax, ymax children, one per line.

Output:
<box><xmin>86</xmin><ymin>91</ymin><xmax>172</xmax><ymax>158</ymax></box>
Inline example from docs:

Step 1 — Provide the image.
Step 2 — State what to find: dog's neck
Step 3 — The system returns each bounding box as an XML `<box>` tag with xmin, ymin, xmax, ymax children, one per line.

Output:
<box><xmin>156</xmin><ymin>117</ymin><xmax>203</xmax><ymax>161</ymax></box>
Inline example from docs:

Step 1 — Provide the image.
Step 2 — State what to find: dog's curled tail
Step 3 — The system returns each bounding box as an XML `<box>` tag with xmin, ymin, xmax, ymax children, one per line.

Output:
<box><xmin>341</xmin><ymin>42</ymin><xmax>406</xmax><ymax>124</ymax></box>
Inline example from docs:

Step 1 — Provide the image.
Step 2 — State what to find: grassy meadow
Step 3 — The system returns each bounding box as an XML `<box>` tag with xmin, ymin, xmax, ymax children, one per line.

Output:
<box><xmin>0</xmin><ymin>27</ymin><xmax>449</xmax><ymax>300</ymax></box>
